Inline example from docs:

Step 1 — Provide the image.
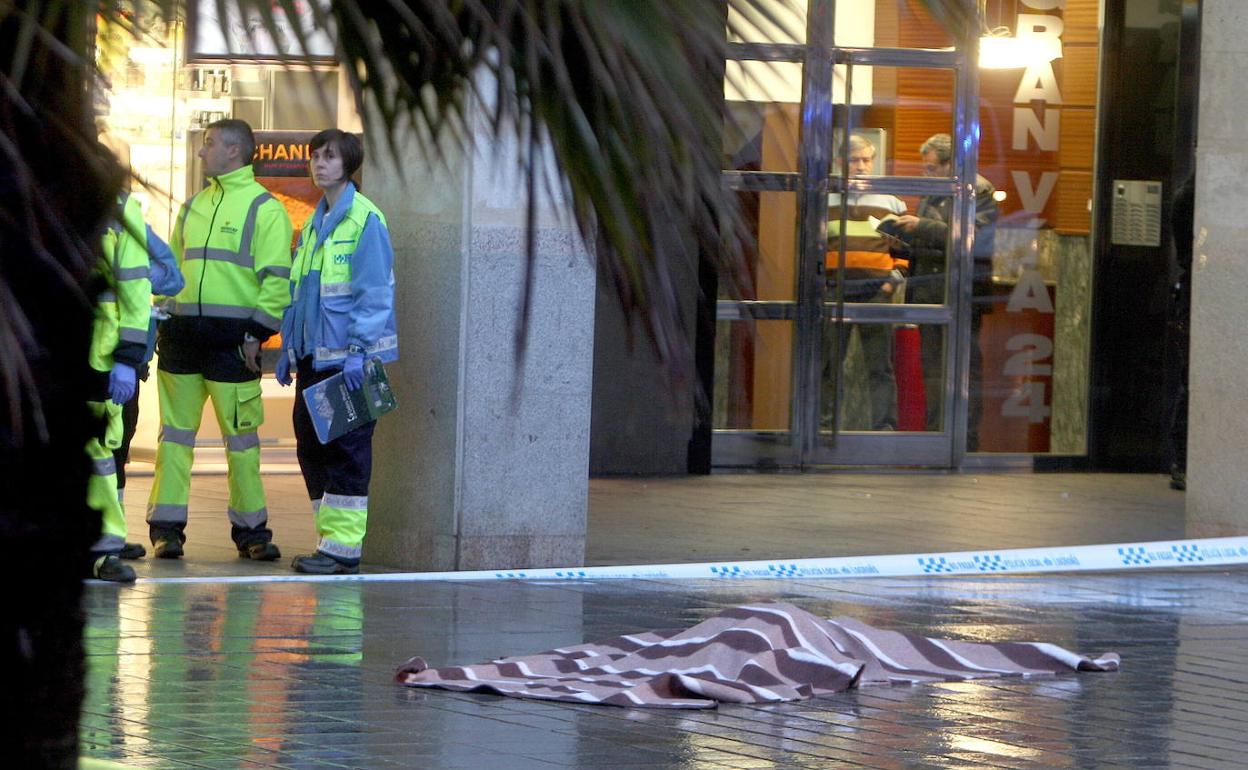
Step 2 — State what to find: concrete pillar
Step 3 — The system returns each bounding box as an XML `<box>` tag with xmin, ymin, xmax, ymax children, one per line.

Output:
<box><xmin>1187</xmin><ymin>1</ymin><xmax>1248</xmax><ymax>536</ymax></box>
<box><xmin>362</xmin><ymin>110</ymin><xmax>594</xmax><ymax>570</ymax></box>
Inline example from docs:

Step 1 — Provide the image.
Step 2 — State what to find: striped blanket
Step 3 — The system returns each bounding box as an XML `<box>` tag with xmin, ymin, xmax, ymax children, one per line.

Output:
<box><xmin>395</xmin><ymin>602</ymin><xmax>1119</xmax><ymax>708</ymax></box>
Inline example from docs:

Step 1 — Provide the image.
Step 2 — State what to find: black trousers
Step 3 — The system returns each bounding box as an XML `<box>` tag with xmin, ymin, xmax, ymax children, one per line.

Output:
<box><xmin>113</xmin><ymin>379</ymin><xmax>141</xmax><ymax>490</ymax></box>
<box><xmin>822</xmin><ymin>273</ymin><xmax>897</xmax><ymax>431</ymax></box>
<box><xmin>292</xmin><ymin>358</ymin><xmax>376</xmax><ymax>504</ymax></box>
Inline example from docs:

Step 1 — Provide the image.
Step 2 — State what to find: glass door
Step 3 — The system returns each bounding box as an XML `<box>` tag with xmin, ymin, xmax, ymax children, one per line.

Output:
<box><xmin>714</xmin><ymin>0</ymin><xmax>980</xmax><ymax>468</ymax></box>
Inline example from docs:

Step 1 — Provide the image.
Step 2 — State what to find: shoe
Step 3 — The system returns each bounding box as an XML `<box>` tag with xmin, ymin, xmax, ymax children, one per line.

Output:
<box><xmin>239</xmin><ymin>541</ymin><xmax>281</xmax><ymax>561</ymax></box>
<box><xmin>93</xmin><ymin>555</ymin><xmax>136</xmax><ymax>583</ymax></box>
<box><xmin>1163</xmin><ymin>464</ymin><xmax>1183</xmax><ymax>489</ymax></box>
<box><xmin>119</xmin><ymin>542</ymin><xmax>146</xmax><ymax>560</ymax></box>
<box><xmin>292</xmin><ymin>552</ymin><xmax>359</xmax><ymax>575</ymax></box>
<box><xmin>153</xmin><ymin>537</ymin><xmax>183</xmax><ymax>559</ymax></box>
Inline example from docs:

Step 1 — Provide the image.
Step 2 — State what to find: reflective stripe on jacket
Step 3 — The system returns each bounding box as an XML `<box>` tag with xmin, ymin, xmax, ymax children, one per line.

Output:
<box><xmin>169</xmin><ymin>164</ymin><xmax>293</xmax><ymax>338</ymax></box>
<box><xmin>92</xmin><ymin>194</ymin><xmax>153</xmax><ymax>373</ymax></box>
<box><xmin>281</xmin><ymin>183</ymin><xmax>398</xmax><ymax>371</ymax></box>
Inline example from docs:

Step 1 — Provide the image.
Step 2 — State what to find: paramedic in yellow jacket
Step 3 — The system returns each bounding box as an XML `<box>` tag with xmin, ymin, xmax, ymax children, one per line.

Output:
<box><xmin>88</xmin><ymin>193</ymin><xmax>153</xmax><ymax>582</ymax></box>
<box><xmin>275</xmin><ymin>129</ymin><xmax>398</xmax><ymax>575</ymax></box>
<box><xmin>148</xmin><ymin>119</ymin><xmax>293</xmax><ymax>561</ymax></box>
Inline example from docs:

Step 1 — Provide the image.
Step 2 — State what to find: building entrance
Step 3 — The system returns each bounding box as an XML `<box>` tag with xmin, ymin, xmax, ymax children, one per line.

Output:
<box><xmin>713</xmin><ymin>0</ymin><xmax>981</xmax><ymax>468</ymax></box>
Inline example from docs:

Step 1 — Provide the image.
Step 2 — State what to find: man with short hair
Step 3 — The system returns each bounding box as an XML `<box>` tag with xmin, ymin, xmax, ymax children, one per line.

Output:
<box><xmin>824</xmin><ymin>133</ymin><xmax>909</xmax><ymax>431</ymax></box>
<box><xmin>896</xmin><ymin>132</ymin><xmax>999</xmax><ymax>443</ymax></box>
<box><xmin>147</xmin><ymin>118</ymin><xmax>293</xmax><ymax>560</ymax></box>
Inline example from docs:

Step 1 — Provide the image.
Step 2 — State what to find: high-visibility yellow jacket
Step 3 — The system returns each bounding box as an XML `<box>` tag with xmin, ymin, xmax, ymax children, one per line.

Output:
<box><xmin>164</xmin><ymin>164</ymin><xmax>292</xmax><ymax>348</ymax></box>
<box><xmin>281</xmin><ymin>184</ymin><xmax>398</xmax><ymax>371</ymax></box>
<box><xmin>92</xmin><ymin>193</ymin><xmax>153</xmax><ymax>374</ymax></box>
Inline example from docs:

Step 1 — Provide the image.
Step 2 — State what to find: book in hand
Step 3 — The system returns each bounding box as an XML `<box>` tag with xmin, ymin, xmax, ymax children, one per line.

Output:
<box><xmin>870</xmin><ymin>213</ymin><xmax>903</xmax><ymax>236</ymax></box>
<box><xmin>302</xmin><ymin>359</ymin><xmax>398</xmax><ymax>444</ymax></box>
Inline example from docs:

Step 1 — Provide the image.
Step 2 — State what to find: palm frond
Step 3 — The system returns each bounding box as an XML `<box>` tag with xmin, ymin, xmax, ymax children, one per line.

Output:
<box><xmin>321</xmin><ymin>0</ymin><xmax>751</xmax><ymax>382</ymax></box>
<box><xmin>1</xmin><ymin>3</ymin><xmax>121</xmax><ymax>443</ymax></box>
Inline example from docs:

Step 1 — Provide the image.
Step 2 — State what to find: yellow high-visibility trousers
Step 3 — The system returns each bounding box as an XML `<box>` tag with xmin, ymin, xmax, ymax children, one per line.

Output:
<box><xmin>86</xmin><ymin>400</ymin><xmax>126</xmax><ymax>553</ymax></box>
<box><xmin>147</xmin><ymin>370</ymin><xmax>269</xmax><ymax>544</ymax></box>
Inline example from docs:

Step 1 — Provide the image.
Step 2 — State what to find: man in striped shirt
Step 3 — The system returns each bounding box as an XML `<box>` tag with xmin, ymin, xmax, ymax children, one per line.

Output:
<box><xmin>823</xmin><ymin>133</ymin><xmax>909</xmax><ymax>431</ymax></box>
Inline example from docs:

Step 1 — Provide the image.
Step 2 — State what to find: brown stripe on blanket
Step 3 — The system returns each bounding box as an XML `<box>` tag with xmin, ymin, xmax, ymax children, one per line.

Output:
<box><xmin>395</xmin><ymin>602</ymin><xmax>1118</xmax><ymax>709</ymax></box>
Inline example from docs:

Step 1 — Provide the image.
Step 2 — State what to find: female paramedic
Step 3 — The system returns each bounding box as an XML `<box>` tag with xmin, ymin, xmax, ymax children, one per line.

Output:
<box><xmin>275</xmin><ymin>128</ymin><xmax>398</xmax><ymax>574</ymax></box>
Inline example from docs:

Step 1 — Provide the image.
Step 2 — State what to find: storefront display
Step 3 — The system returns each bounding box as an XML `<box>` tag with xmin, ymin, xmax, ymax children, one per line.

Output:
<box><xmin>187</xmin><ymin>0</ymin><xmax>334</xmax><ymax>61</ymax></box>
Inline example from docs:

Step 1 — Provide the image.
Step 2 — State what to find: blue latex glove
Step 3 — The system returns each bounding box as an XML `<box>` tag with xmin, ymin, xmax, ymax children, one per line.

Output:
<box><xmin>109</xmin><ymin>362</ymin><xmax>136</xmax><ymax>405</ymax></box>
<box><xmin>342</xmin><ymin>353</ymin><xmax>366</xmax><ymax>391</ymax></box>
<box><xmin>274</xmin><ymin>353</ymin><xmax>292</xmax><ymax>387</ymax></box>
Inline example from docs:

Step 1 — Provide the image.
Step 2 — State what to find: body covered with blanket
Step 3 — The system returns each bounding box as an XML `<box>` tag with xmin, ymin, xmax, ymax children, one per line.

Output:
<box><xmin>396</xmin><ymin>603</ymin><xmax>1119</xmax><ymax>709</ymax></box>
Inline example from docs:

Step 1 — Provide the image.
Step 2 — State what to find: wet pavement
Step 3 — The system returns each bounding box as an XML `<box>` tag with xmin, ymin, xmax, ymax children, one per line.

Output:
<box><xmin>81</xmin><ymin>568</ymin><xmax>1248</xmax><ymax>768</ymax></box>
<box><xmin>80</xmin><ymin>470</ymin><xmax>1245</xmax><ymax>768</ymax></box>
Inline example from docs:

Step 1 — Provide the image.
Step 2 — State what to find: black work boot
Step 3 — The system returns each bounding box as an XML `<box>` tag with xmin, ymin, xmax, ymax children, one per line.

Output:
<box><xmin>1170</xmin><ymin>464</ymin><xmax>1187</xmax><ymax>491</ymax></box>
<box><xmin>119</xmin><ymin>542</ymin><xmax>147</xmax><ymax>559</ymax></box>
<box><xmin>152</xmin><ymin>536</ymin><xmax>184</xmax><ymax>559</ymax></box>
<box><xmin>93</xmin><ymin>555</ymin><xmax>137</xmax><ymax>583</ymax></box>
<box><xmin>292</xmin><ymin>552</ymin><xmax>359</xmax><ymax>575</ymax></box>
<box><xmin>239</xmin><ymin>541</ymin><xmax>281</xmax><ymax>561</ymax></box>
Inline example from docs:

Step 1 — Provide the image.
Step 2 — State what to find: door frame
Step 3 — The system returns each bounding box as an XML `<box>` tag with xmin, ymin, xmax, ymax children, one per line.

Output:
<box><xmin>713</xmin><ymin>0</ymin><xmax>981</xmax><ymax>469</ymax></box>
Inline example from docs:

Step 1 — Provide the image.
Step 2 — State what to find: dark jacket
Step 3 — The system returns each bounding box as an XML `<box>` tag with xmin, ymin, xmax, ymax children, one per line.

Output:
<box><xmin>903</xmin><ymin>175</ymin><xmax>999</xmax><ymax>305</ymax></box>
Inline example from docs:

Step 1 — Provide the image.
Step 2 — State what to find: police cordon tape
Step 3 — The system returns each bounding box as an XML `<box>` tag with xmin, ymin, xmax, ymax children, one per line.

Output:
<box><xmin>127</xmin><ymin>535</ymin><xmax>1248</xmax><ymax>585</ymax></box>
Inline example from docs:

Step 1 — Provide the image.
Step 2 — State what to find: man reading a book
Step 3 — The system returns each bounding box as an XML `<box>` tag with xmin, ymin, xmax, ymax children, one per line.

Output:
<box><xmin>823</xmin><ymin>133</ymin><xmax>909</xmax><ymax>431</ymax></box>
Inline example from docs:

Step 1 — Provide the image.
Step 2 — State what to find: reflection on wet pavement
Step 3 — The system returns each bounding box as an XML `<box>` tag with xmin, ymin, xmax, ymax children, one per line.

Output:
<box><xmin>81</xmin><ymin>571</ymin><xmax>1248</xmax><ymax>768</ymax></box>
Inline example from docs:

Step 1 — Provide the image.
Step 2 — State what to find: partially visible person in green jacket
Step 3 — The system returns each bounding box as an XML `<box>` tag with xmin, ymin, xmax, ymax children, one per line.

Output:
<box><xmin>111</xmin><ymin>198</ymin><xmax>184</xmax><ymax>536</ymax></box>
<box><xmin>88</xmin><ymin>193</ymin><xmax>153</xmax><ymax>582</ymax></box>
<box><xmin>147</xmin><ymin>119</ymin><xmax>293</xmax><ymax>562</ymax></box>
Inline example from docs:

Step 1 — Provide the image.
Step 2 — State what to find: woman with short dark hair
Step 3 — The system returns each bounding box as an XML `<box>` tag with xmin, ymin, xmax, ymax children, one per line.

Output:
<box><xmin>275</xmin><ymin>128</ymin><xmax>399</xmax><ymax>574</ymax></box>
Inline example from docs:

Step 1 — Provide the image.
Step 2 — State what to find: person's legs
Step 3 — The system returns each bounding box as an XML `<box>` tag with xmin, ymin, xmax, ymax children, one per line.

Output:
<box><xmin>967</xmin><ymin>308</ymin><xmax>986</xmax><ymax>452</ymax></box>
<box><xmin>87</xmin><ymin>400</ymin><xmax>134</xmax><ymax>582</ymax></box>
<box><xmin>204</xmin><ymin>376</ymin><xmax>276</xmax><ymax>558</ymax></box>
<box><xmin>113</xmin><ymin>380</ymin><xmax>146</xmax><ymax>559</ymax></box>
<box><xmin>858</xmin><ymin>320</ymin><xmax>897</xmax><ymax>430</ymax></box>
<box><xmin>114</xmin><ymin>378</ymin><xmax>140</xmax><ymax>493</ymax></box>
<box><xmin>291</xmin><ymin>362</ymin><xmax>373</xmax><ymax>575</ymax></box>
<box><xmin>858</xmin><ymin>285</ymin><xmax>898</xmax><ymax>430</ymax></box>
<box><xmin>820</xmin><ymin>316</ymin><xmax>841</xmax><ymax>431</ymax></box>
<box><xmin>919</xmin><ymin>324</ymin><xmax>944</xmax><ymax>430</ymax></box>
<box><xmin>1170</xmin><ymin>377</ymin><xmax>1188</xmax><ymax>489</ymax></box>
<box><xmin>293</xmin><ymin>359</ymin><xmax>330</xmax><ymax>507</ymax></box>
<box><xmin>1166</xmin><ymin>282</ymin><xmax>1191</xmax><ymax>489</ymax></box>
<box><xmin>147</xmin><ymin>370</ymin><xmax>207</xmax><ymax>555</ymax></box>
<box><xmin>300</xmin><ymin>422</ymin><xmax>374</xmax><ymax>572</ymax></box>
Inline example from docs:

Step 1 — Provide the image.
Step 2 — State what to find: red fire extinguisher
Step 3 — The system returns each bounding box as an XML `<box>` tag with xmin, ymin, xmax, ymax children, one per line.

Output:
<box><xmin>894</xmin><ymin>323</ymin><xmax>926</xmax><ymax>431</ymax></box>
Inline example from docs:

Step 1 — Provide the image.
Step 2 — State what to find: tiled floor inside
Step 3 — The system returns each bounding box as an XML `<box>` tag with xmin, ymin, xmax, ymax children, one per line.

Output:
<box><xmin>80</xmin><ymin>470</ymin><xmax>1246</xmax><ymax>768</ymax></box>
